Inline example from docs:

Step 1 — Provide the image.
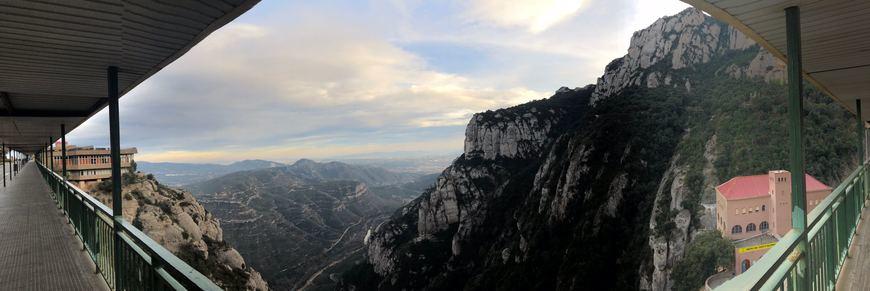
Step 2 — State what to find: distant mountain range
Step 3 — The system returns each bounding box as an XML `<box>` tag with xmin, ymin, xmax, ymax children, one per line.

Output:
<box><xmin>138</xmin><ymin>159</ymin><xmax>285</xmax><ymax>186</ymax></box>
<box><xmin>331</xmin><ymin>155</ymin><xmax>457</xmax><ymax>175</ymax></box>
<box><xmin>185</xmin><ymin>159</ymin><xmax>437</xmax><ymax>290</ymax></box>
<box><xmin>277</xmin><ymin>159</ymin><xmax>420</xmax><ymax>187</ymax></box>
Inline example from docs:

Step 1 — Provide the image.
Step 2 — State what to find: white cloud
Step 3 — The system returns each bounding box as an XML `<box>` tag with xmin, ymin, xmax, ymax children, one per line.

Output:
<box><xmin>70</xmin><ymin>16</ymin><xmax>548</xmax><ymax>163</ymax></box>
<box><xmin>135</xmin><ymin>136</ymin><xmax>465</xmax><ymax>164</ymax></box>
<box><xmin>463</xmin><ymin>0</ymin><xmax>589</xmax><ymax>33</ymax></box>
<box><xmin>66</xmin><ymin>0</ymin><xmax>695</xmax><ymax>163</ymax></box>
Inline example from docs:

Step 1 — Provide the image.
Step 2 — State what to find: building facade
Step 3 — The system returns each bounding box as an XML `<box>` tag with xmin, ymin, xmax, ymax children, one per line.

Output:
<box><xmin>715</xmin><ymin>170</ymin><xmax>832</xmax><ymax>274</ymax></box>
<box><xmin>51</xmin><ymin>143</ymin><xmax>137</xmax><ymax>187</ymax></box>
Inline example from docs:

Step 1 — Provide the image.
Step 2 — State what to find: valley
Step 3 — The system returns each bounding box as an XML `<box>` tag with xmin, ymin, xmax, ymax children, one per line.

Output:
<box><xmin>184</xmin><ymin>159</ymin><xmax>438</xmax><ymax>290</ymax></box>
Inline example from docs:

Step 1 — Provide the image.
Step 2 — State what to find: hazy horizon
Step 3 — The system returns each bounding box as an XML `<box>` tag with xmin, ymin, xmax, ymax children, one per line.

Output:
<box><xmin>137</xmin><ymin>151</ymin><xmax>462</xmax><ymax>166</ymax></box>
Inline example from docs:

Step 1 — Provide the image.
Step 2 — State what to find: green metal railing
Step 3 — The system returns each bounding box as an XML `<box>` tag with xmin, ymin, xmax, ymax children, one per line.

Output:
<box><xmin>36</xmin><ymin>162</ymin><xmax>221</xmax><ymax>291</ymax></box>
<box><xmin>717</xmin><ymin>164</ymin><xmax>868</xmax><ymax>290</ymax></box>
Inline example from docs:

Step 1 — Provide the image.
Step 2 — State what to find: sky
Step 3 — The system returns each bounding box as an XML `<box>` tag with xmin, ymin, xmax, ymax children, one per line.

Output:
<box><xmin>67</xmin><ymin>0</ymin><xmax>691</xmax><ymax>164</ymax></box>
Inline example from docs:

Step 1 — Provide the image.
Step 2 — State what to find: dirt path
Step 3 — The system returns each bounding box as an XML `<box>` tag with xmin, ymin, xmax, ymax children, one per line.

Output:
<box><xmin>298</xmin><ymin>246</ymin><xmax>365</xmax><ymax>291</ymax></box>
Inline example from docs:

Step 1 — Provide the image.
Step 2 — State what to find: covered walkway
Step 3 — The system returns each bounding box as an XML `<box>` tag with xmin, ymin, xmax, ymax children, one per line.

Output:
<box><xmin>0</xmin><ymin>161</ymin><xmax>108</xmax><ymax>291</ymax></box>
<box><xmin>837</xmin><ymin>208</ymin><xmax>870</xmax><ymax>290</ymax></box>
<box><xmin>0</xmin><ymin>1</ymin><xmax>259</xmax><ymax>289</ymax></box>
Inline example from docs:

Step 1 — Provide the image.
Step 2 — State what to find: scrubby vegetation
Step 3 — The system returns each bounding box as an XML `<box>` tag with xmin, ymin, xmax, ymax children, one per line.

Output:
<box><xmin>671</xmin><ymin>231</ymin><xmax>734</xmax><ymax>291</ymax></box>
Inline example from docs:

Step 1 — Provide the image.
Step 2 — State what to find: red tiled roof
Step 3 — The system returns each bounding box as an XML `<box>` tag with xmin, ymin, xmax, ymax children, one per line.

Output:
<box><xmin>716</xmin><ymin>173</ymin><xmax>831</xmax><ymax>200</ymax></box>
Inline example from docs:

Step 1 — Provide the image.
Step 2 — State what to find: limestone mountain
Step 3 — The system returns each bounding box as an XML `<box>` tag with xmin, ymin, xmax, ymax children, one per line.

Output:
<box><xmin>338</xmin><ymin>8</ymin><xmax>858</xmax><ymax>291</ymax></box>
<box><xmin>86</xmin><ymin>173</ymin><xmax>269</xmax><ymax>291</ymax></box>
<box><xmin>186</xmin><ymin>160</ymin><xmax>436</xmax><ymax>290</ymax></box>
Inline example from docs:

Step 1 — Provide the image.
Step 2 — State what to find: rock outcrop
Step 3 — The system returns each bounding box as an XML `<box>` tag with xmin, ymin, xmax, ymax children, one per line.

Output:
<box><xmin>724</xmin><ymin>50</ymin><xmax>786</xmax><ymax>83</ymax></box>
<box><xmin>646</xmin><ymin>159</ymin><xmax>694</xmax><ymax>291</ymax></box>
<box><xmin>86</xmin><ymin>173</ymin><xmax>269</xmax><ymax>291</ymax></box>
<box><xmin>464</xmin><ymin>104</ymin><xmax>564</xmax><ymax>160</ymax></box>
<box><xmin>592</xmin><ymin>8</ymin><xmax>757</xmax><ymax>103</ymax></box>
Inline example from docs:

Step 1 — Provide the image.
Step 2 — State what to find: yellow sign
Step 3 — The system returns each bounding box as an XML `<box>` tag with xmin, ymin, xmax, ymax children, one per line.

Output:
<box><xmin>738</xmin><ymin>242</ymin><xmax>777</xmax><ymax>254</ymax></box>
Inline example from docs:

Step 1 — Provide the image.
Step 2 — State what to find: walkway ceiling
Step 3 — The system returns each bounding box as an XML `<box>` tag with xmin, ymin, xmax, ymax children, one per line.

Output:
<box><xmin>0</xmin><ymin>0</ymin><xmax>260</xmax><ymax>153</ymax></box>
<box><xmin>682</xmin><ymin>0</ymin><xmax>870</xmax><ymax>125</ymax></box>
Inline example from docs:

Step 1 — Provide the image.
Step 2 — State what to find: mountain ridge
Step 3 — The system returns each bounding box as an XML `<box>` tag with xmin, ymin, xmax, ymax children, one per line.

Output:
<box><xmin>139</xmin><ymin>159</ymin><xmax>286</xmax><ymax>186</ymax></box>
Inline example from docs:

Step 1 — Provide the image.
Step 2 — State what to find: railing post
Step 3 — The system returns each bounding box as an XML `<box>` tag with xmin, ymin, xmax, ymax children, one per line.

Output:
<box><xmin>858</xmin><ymin>100</ymin><xmax>868</xmax><ymax>212</ymax></box>
<box><xmin>858</xmin><ymin>100</ymin><xmax>864</xmax><ymax>164</ymax></box>
<box><xmin>61</xmin><ymin>124</ymin><xmax>67</xmax><ymax>180</ymax></box>
<box><xmin>108</xmin><ymin>65</ymin><xmax>123</xmax><ymax>291</ymax></box>
<box><xmin>785</xmin><ymin>6</ymin><xmax>809</xmax><ymax>291</ymax></box>
<box><xmin>2</xmin><ymin>142</ymin><xmax>5</xmax><ymax>187</ymax></box>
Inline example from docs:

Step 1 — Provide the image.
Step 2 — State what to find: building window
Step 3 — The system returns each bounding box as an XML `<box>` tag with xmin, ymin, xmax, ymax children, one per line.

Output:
<box><xmin>760</xmin><ymin>221</ymin><xmax>769</xmax><ymax>232</ymax></box>
<box><xmin>741</xmin><ymin>259</ymin><xmax>751</xmax><ymax>272</ymax></box>
<box><xmin>746</xmin><ymin>223</ymin><xmax>756</xmax><ymax>232</ymax></box>
<box><xmin>732</xmin><ymin>225</ymin><xmax>742</xmax><ymax>234</ymax></box>
<box><xmin>742</xmin><ymin>208</ymin><xmax>747</xmax><ymax>214</ymax></box>
<box><xmin>755</xmin><ymin>206</ymin><xmax>760</xmax><ymax>212</ymax></box>
<box><xmin>762</xmin><ymin>205</ymin><xmax>766</xmax><ymax>211</ymax></box>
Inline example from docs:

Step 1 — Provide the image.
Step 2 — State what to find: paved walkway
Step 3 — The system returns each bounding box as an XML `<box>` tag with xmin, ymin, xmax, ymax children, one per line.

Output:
<box><xmin>0</xmin><ymin>162</ymin><xmax>109</xmax><ymax>290</ymax></box>
<box><xmin>838</xmin><ymin>206</ymin><xmax>870</xmax><ymax>290</ymax></box>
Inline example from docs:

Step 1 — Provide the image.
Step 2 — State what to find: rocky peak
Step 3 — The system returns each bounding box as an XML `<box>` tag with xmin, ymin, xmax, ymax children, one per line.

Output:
<box><xmin>463</xmin><ymin>87</ymin><xmax>591</xmax><ymax>160</ymax></box>
<box><xmin>591</xmin><ymin>8</ymin><xmax>757</xmax><ymax>103</ymax></box>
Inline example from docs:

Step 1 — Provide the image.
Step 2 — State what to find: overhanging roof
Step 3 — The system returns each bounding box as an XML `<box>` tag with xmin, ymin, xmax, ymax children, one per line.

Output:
<box><xmin>681</xmin><ymin>0</ymin><xmax>870</xmax><ymax>124</ymax></box>
<box><xmin>0</xmin><ymin>0</ymin><xmax>259</xmax><ymax>153</ymax></box>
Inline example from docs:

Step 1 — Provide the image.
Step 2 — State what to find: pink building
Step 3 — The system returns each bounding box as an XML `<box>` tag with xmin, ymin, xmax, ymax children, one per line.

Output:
<box><xmin>715</xmin><ymin>170</ymin><xmax>832</xmax><ymax>274</ymax></box>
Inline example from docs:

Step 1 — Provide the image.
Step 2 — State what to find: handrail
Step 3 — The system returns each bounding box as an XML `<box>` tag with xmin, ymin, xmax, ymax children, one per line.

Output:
<box><xmin>716</xmin><ymin>164</ymin><xmax>867</xmax><ymax>290</ymax></box>
<box><xmin>807</xmin><ymin>167</ymin><xmax>864</xmax><ymax>232</ymax></box>
<box><xmin>35</xmin><ymin>161</ymin><xmax>221</xmax><ymax>291</ymax></box>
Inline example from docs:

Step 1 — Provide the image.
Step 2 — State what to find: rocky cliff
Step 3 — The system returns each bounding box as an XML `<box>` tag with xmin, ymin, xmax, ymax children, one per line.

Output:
<box><xmin>340</xmin><ymin>8</ymin><xmax>858</xmax><ymax>291</ymax></box>
<box><xmin>464</xmin><ymin>100</ymin><xmax>570</xmax><ymax>160</ymax></box>
<box><xmin>592</xmin><ymin>8</ymin><xmax>759</xmax><ymax>103</ymax></box>
<box><xmin>87</xmin><ymin>173</ymin><xmax>269</xmax><ymax>291</ymax></box>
